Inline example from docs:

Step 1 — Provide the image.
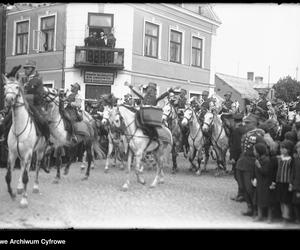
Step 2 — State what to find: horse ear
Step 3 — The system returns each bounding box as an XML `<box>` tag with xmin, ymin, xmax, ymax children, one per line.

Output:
<box><xmin>1</xmin><ymin>74</ymin><xmax>8</xmax><ymax>85</ymax></box>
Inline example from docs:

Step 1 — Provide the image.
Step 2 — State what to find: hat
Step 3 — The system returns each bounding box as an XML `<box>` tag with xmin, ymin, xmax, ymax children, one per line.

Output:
<box><xmin>180</xmin><ymin>88</ymin><xmax>187</xmax><ymax>94</ymax></box>
<box><xmin>243</xmin><ymin>114</ymin><xmax>258</xmax><ymax>124</ymax></box>
<box><xmin>147</xmin><ymin>82</ymin><xmax>157</xmax><ymax>89</ymax></box>
<box><xmin>23</xmin><ymin>60</ymin><xmax>36</xmax><ymax>68</ymax></box>
<box><xmin>233</xmin><ymin>113</ymin><xmax>244</xmax><ymax>121</ymax></box>
<box><xmin>254</xmin><ymin>142</ymin><xmax>268</xmax><ymax>156</ymax></box>
<box><xmin>224</xmin><ymin>91</ymin><xmax>232</xmax><ymax>97</ymax></box>
<box><xmin>173</xmin><ymin>87</ymin><xmax>181</xmax><ymax>94</ymax></box>
<box><xmin>202</xmin><ymin>90</ymin><xmax>209</xmax><ymax>96</ymax></box>
<box><xmin>71</xmin><ymin>82</ymin><xmax>81</xmax><ymax>91</ymax></box>
<box><xmin>280</xmin><ymin>139</ymin><xmax>295</xmax><ymax>153</ymax></box>
<box><xmin>124</xmin><ymin>93</ymin><xmax>132</xmax><ymax>99</ymax></box>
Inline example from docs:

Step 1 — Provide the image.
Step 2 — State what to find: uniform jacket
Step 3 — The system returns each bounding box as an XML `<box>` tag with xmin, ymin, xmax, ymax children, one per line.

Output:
<box><xmin>65</xmin><ymin>92</ymin><xmax>81</xmax><ymax>108</ymax></box>
<box><xmin>22</xmin><ymin>72</ymin><xmax>44</xmax><ymax>106</ymax></box>
<box><xmin>220</xmin><ymin>99</ymin><xmax>233</xmax><ymax>113</ymax></box>
<box><xmin>292</xmin><ymin>156</ymin><xmax>300</xmax><ymax>191</ymax></box>
<box><xmin>229</xmin><ymin>124</ymin><xmax>247</xmax><ymax>161</ymax></box>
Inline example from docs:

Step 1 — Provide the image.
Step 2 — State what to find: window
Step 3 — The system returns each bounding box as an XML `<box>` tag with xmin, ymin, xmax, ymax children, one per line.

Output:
<box><xmin>192</xmin><ymin>37</ymin><xmax>203</xmax><ymax>67</ymax></box>
<box><xmin>40</xmin><ymin>15</ymin><xmax>55</xmax><ymax>52</ymax></box>
<box><xmin>16</xmin><ymin>21</ymin><xmax>29</xmax><ymax>55</ymax></box>
<box><xmin>144</xmin><ymin>22</ymin><xmax>159</xmax><ymax>58</ymax></box>
<box><xmin>170</xmin><ymin>30</ymin><xmax>182</xmax><ymax>63</ymax></box>
<box><xmin>88</xmin><ymin>13</ymin><xmax>114</xmax><ymax>35</ymax></box>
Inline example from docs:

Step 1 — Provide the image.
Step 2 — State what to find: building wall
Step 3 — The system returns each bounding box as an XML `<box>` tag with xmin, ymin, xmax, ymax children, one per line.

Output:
<box><xmin>6</xmin><ymin>4</ymin><xmax>66</xmax><ymax>88</ymax></box>
<box><xmin>129</xmin><ymin>3</ymin><xmax>217</xmax><ymax>100</ymax></box>
<box><xmin>214</xmin><ymin>75</ymin><xmax>246</xmax><ymax>111</ymax></box>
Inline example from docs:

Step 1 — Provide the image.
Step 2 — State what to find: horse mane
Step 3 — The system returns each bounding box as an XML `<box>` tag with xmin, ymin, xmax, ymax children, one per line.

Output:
<box><xmin>18</xmin><ymin>83</ymin><xmax>30</xmax><ymax>111</ymax></box>
<box><xmin>120</xmin><ymin>104</ymin><xmax>138</xmax><ymax>113</ymax></box>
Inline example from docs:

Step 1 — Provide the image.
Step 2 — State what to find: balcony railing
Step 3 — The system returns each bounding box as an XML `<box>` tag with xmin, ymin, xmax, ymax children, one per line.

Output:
<box><xmin>74</xmin><ymin>46</ymin><xmax>124</xmax><ymax>70</ymax></box>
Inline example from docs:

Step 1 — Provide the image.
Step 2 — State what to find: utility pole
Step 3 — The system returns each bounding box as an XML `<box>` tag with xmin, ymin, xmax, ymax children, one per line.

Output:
<box><xmin>0</xmin><ymin>4</ymin><xmax>6</xmax><ymax>110</ymax></box>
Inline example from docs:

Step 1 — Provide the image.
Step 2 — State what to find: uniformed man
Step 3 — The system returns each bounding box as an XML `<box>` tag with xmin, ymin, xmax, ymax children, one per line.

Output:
<box><xmin>60</xmin><ymin>82</ymin><xmax>82</xmax><ymax>143</ymax></box>
<box><xmin>197</xmin><ymin>90</ymin><xmax>211</xmax><ymax>123</ymax></box>
<box><xmin>124</xmin><ymin>93</ymin><xmax>134</xmax><ymax>106</ymax></box>
<box><xmin>220</xmin><ymin>91</ymin><xmax>234</xmax><ymax>114</ymax></box>
<box><xmin>236</xmin><ymin>114</ymin><xmax>266</xmax><ymax>216</ymax></box>
<box><xmin>219</xmin><ymin>92</ymin><xmax>236</xmax><ymax>138</ymax></box>
<box><xmin>20</xmin><ymin>60</ymin><xmax>50</xmax><ymax>140</ymax></box>
<box><xmin>255</xmin><ymin>90</ymin><xmax>269</xmax><ymax>121</ymax></box>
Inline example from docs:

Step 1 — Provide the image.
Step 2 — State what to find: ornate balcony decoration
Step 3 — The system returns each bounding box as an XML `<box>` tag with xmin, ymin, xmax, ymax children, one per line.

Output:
<box><xmin>74</xmin><ymin>46</ymin><xmax>124</xmax><ymax>70</ymax></box>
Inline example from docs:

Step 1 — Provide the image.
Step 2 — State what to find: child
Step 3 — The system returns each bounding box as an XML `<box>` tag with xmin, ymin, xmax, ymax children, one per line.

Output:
<box><xmin>252</xmin><ymin>142</ymin><xmax>272</xmax><ymax>222</ymax></box>
<box><xmin>275</xmin><ymin>139</ymin><xmax>294</xmax><ymax>224</ymax></box>
<box><xmin>291</xmin><ymin>141</ymin><xmax>300</xmax><ymax>224</ymax></box>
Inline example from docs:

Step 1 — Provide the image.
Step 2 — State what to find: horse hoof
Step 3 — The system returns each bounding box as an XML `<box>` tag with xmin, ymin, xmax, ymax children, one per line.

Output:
<box><xmin>138</xmin><ymin>179</ymin><xmax>146</xmax><ymax>185</ymax></box>
<box><xmin>32</xmin><ymin>188</ymin><xmax>39</xmax><ymax>194</ymax></box>
<box><xmin>196</xmin><ymin>170</ymin><xmax>202</xmax><ymax>176</ymax></box>
<box><xmin>104</xmin><ymin>168</ymin><xmax>109</xmax><ymax>174</ymax></box>
<box><xmin>10</xmin><ymin>193</ymin><xmax>16</xmax><ymax>200</ymax></box>
<box><xmin>158</xmin><ymin>179</ymin><xmax>164</xmax><ymax>184</ymax></box>
<box><xmin>17</xmin><ymin>188</ymin><xmax>23</xmax><ymax>195</ymax></box>
<box><xmin>150</xmin><ymin>184</ymin><xmax>156</xmax><ymax>189</ymax></box>
<box><xmin>64</xmin><ymin>170</ymin><xmax>69</xmax><ymax>175</ymax></box>
<box><xmin>80</xmin><ymin>164</ymin><xmax>86</xmax><ymax>170</ymax></box>
<box><xmin>121</xmin><ymin>186</ymin><xmax>128</xmax><ymax>192</ymax></box>
<box><xmin>20</xmin><ymin>198</ymin><xmax>28</xmax><ymax>208</ymax></box>
<box><xmin>82</xmin><ymin>176</ymin><xmax>88</xmax><ymax>181</ymax></box>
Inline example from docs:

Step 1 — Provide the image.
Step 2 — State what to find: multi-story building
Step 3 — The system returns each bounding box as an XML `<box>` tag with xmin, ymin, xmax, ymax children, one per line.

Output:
<box><xmin>5</xmin><ymin>3</ymin><xmax>221</xmax><ymax>107</ymax></box>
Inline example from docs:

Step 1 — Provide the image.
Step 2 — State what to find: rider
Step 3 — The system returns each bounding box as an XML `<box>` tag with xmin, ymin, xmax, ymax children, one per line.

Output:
<box><xmin>60</xmin><ymin>82</ymin><xmax>82</xmax><ymax>143</ymax></box>
<box><xmin>0</xmin><ymin>61</ymin><xmax>50</xmax><ymax>142</ymax></box>
<box><xmin>255</xmin><ymin>90</ymin><xmax>269</xmax><ymax>121</ymax></box>
<box><xmin>126</xmin><ymin>81</ymin><xmax>174</xmax><ymax>142</ymax></box>
<box><xmin>198</xmin><ymin>90</ymin><xmax>211</xmax><ymax>122</ymax></box>
<box><xmin>123</xmin><ymin>93</ymin><xmax>134</xmax><ymax>106</ymax></box>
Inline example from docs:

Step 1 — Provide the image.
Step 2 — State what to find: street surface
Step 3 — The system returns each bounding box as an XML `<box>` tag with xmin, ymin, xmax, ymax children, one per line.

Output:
<box><xmin>0</xmin><ymin>155</ymin><xmax>299</xmax><ymax>229</ymax></box>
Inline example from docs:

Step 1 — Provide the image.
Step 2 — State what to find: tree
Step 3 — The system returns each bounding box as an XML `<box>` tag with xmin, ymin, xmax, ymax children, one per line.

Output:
<box><xmin>272</xmin><ymin>76</ymin><xmax>300</xmax><ymax>102</ymax></box>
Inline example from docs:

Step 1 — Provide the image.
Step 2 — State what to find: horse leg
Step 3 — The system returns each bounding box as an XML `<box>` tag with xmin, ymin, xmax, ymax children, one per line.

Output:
<box><xmin>33</xmin><ymin>141</ymin><xmax>46</xmax><ymax>193</ymax></box>
<box><xmin>104</xmin><ymin>140</ymin><xmax>113</xmax><ymax>173</ymax></box>
<box><xmin>64</xmin><ymin>145</ymin><xmax>77</xmax><ymax>175</ymax></box>
<box><xmin>20</xmin><ymin>154</ymin><xmax>31</xmax><ymax>208</ymax></box>
<box><xmin>171</xmin><ymin>144</ymin><xmax>178</xmax><ymax>174</ymax></box>
<box><xmin>122</xmin><ymin>149</ymin><xmax>132</xmax><ymax>191</ymax></box>
<box><xmin>135</xmin><ymin>151</ymin><xmax>146</xmax><ymax>185</ymax></box>
<box><xmin>150</xmin><ymin>151</ymin><xmax>162</xmax><ymax>188</ymax></box>
<box><xmin>83</xmin><ymin>141</ymin><xmax>93</xmax><ymax>180</ymax></box>
<box><xmin>196</xmin><ymin>148</ymin><xmax>203</xmax><ymax>176</ymax></box>
<box><xmin>53</xmin><ymin>147</ymin><xmax>62</xmax><ymax>184</ymax></box>
<box><xmin>17</xmin><ymin>157</ymin><xmax>26</xmax><ymax>195</ymax></box>
<box><xmin>6</xmin><ymin>151</ymin><xmax>17</xmax><ymax>199</ymax></box>
<box><xmin>188</xmin><ymin>146</ymin><xmax>197</xmax><ymax>171</ymax></box>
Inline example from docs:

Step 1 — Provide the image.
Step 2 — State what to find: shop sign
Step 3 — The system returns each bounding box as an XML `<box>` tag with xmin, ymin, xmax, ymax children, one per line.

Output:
<box><xmin>84</xmin><ymin>71</ymin><xmax>114</xmax><ymax>84</ymax></box>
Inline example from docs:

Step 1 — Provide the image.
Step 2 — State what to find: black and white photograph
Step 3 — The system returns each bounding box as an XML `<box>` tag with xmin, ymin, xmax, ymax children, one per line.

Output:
<box><xmin>0</xmin><ymin>2</ymin><xmax>300</xmax><ymax>232</ymax></box>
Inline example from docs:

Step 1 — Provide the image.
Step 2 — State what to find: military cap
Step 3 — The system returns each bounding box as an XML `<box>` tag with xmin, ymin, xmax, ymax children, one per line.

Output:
<box><xmin>173</xmin><ymin>87</ymin><xmax>181</xmax><ymax>94</ymax></box>
<box><xmin>202</xmin><ymin>90</ymin><xmax>209</xmax><ymax>96</ymax></box>
<box><xmin>243</xmin><ymin>113</ymin><xmax>258</xmax><ymax>124</ymax></box>
<box><xmin>180</xmin><ymin>88</ymin><xmax>187</xmax><ymax>94</ymax></box>
<box><xmin>224</xmin><ymin>91</ymin><xmax>232</xmax><ymax>97</ymax></box>
<box><xmin>23</xmin><ymin>59</ymin><xmax>36</xmax><ymax>68</ymax></box>
<box><xmin>71</xmin><ymin>82</ymin><xmax>81</xmax><ymax>91</ymax></box>
<box><xmin>233</xmin><ymin>113</ymin><xmax>244</xmax><ymax>121</ymax></box>
<box><xmin>147</xmin><ymin>82</ymin><xmax>157</xmax><ymax>89</ymax></box>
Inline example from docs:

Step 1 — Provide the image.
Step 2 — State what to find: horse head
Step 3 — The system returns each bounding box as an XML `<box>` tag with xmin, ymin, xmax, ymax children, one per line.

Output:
<box><xmin>2</xmin><ymin>74</ymin><xmax>24</xmax><ymax>108</ymax></box>
<box><xmin>102</xmin><ymin>105</ymin><xmax>122</xmax><ymax>129</ymax></box>
<box><xmin>181</xmin><ymin>107</ymin><xmax>194</xmax><ymax>127</ymax></box>
<box><xmin>41</xmin><ymin>87</ymin><xmax>59</xmax><ymax>121</ymax></box>
<box><xmin>202</xmin><ymin>110</ymin><xmax>215</xmax><ymax>133</ymax></box>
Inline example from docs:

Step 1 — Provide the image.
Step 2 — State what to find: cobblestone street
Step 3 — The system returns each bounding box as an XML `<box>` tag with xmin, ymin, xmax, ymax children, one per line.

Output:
<box><xmin>0</xmin><ymin>155</ymin><xmax>299</xmax><ymax>229</ymax></box>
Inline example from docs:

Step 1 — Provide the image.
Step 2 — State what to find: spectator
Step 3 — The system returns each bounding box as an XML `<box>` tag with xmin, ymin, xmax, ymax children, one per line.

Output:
<box><xmin>291</xmin><ymin>141</ymin><xmax>300</xmax><ymax>224</ymax></box>
<box><xmin>230</xmin><ymin>113</ymin><xmax>247</xmax><ymax>202</ymax></box>
<box><xmin>276</xmin><ymin>139</ymin><xmax>294</xmax><ymax>224</ymax></box>
<box><xmin>252</xmin><ymin>142</ymin><xmax>272</xmax><ymax>222</ymax></box>
<box><xmin>98</xmin><ymin>29</ymin><xmax>106</xmax><ymax>47</ymax></box>
<box><xmin>107</xmin><ymin>32</ymin><xmax>116</xmax><ymax>48</ymax></box>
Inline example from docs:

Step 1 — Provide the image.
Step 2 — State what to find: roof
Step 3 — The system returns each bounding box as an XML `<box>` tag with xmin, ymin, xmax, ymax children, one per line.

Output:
<box><xmin>215</xmin><ymin>73</ymin><xmax>259</xmax><ymax>100</ymax></box>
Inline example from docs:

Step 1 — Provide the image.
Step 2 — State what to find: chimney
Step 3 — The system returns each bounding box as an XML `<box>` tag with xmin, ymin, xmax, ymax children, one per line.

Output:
<box><xmin>247</xmin><ymin>72</ymin><xmax>254</xmax><ymax>81</ymax></box>
<box><xmin>255</xmin><ymin>76</ymin><xmax>263</xmax><ymax>83</ymax></box>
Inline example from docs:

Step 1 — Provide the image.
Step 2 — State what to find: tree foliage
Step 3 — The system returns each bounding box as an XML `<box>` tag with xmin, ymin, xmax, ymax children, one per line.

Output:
<box><xmin>273</xmin><ymin>76</ymin><xmax>300</xmax><ymax>102</ymax></box>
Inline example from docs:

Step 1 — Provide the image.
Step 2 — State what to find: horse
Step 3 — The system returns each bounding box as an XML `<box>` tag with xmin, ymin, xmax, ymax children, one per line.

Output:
<box><xmin>3</xmin><ymin>75</ymin><xmax>48</xmax><ymax>208</ymax></box>
<box><xmin>181</xmin><ymin>106</ymin><xmax>205</xmax><ymax>175</ymax></box>
<box><xmin>102</xmin><ymin>105</ymin><xmax>128</xmax><ymax>173</ymax></box>
<box><xmin>42</xmin><ymin>87</ymin><xmax>104</xmax><ymax>182</ymax></box>
<box><xmin>162</xmin><ymin>102</ymin><xmax>182</xmax><ymax>173</ymax></box>
<box><xmin>102</xmin><ymin>104</ymin><xmax>173</xmax><ymax>191</ymax></box>
<box><xmin>202</xmin><ymin>108</ymin><xmax>229</xmax><ymax>176</ymax></box>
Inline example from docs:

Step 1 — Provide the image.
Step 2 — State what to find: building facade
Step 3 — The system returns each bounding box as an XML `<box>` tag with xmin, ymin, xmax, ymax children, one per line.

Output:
<box><xmin>5</xmin><ymin>3</ymin><xmax>221</xmax><ymax>108</ymax></box>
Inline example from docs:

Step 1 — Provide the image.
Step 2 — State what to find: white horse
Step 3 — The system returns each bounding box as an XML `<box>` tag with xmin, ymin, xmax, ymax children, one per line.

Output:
<box><xmin>181</xmin><ymin>106</ymin><xmax>204</xmax><ymax>175</ymax></box>
<box><xmin>202</xmin><ymin>109</ymin><xmax>229</xmax><ymax>176</ymax></box>
<box><xmin>3</xmin><ymin>75</ymin><xmax>48</xmax><ymax>208</ymax></box>
<box><xmin>103</xmin><ymin>104</ymin><xmax>173</xmax><ymax>191</ymax></box>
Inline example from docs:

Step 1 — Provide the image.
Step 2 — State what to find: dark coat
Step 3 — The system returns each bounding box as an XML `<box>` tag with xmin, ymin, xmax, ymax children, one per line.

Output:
<box><xmin>229</xmin><ymin>124</ymin><xmax>247</xmax><ymax>161</ymax></box>
<box><xmin>292</xmin><ymin>156</ymin><xmax>300</xmax><ymax>204</ymax></box>
<box><xmin>254</xmin><ymin>155</ymin><xmax>272</xmax><ymax>207</ymax></box>
<box><xmin>22</xmin><ymin>73</ymin><xmax>44</xmax><ymax>106</ymax></box>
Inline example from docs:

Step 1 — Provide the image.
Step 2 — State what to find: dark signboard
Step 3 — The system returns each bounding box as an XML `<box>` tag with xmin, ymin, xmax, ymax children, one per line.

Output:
<box><xmin>84</xmin><ymin>71</ymin><xmax>114</xmax><ymax>84</ymax></box>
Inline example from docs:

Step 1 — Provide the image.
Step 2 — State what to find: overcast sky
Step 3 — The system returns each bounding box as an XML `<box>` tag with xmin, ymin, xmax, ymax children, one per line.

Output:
<box><xmin>212</xmin><ymin>3</ymin><xmax>300</xmax><ymax>83</ymax></box>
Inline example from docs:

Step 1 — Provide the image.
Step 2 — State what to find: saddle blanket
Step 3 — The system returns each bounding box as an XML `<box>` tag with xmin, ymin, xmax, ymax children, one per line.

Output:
<box><xmin>73</xmin><ymin>121</ymin><xmax>92</xmax><ymax>137</ymax></box>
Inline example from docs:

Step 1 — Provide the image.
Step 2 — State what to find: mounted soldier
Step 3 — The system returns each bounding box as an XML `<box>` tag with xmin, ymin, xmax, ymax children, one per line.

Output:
<box><xmin>126</xmin><ymin>81</ymin><xmax>174</xmax><ymax>143</ymax></box>
<box><xmin>254</xmin><ymin>90</ymin><xmax>269</xmax><ymax>124</ymax></box>
<box><xmin>123</xmin><ymin>93</ymin><xmax>134</xmax><ymax>106</ymax></box>
<box><xmin>0</xmin><ymin>61</ymin><xmax>50</xmax><ymax>142</ymax></box>
<box><xmin>59</xmin><ymin>82</ymin><xmax>82</xmax><ymax>143</ymax></box>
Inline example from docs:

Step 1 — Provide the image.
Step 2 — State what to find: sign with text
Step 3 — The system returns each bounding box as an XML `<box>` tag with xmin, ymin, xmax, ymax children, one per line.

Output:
<box><xmin>84</xmin><ymin>71</ymin><xmax>114</xmax><ymax>84</ymax></box>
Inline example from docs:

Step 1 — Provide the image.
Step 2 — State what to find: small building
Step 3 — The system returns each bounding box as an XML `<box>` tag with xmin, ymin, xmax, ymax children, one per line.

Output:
<box><xmin>214</xmin><ymin>72</ymin><xmax>259</xmax><ymax>111</ymax></box>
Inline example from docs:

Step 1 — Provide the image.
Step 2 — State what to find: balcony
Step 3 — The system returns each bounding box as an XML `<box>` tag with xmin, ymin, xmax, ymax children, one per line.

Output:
<box><xmin>74</xmin><ymin>46</ymin><xmax>124</xmax><ymax>70</ymax></box>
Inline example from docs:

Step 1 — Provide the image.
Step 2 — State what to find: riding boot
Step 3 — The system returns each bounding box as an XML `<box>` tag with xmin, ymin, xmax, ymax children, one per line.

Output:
<box><xmin>70</xmin><ymin>122</ymin><xmax>78</xmax><ymax>143</ymax></box>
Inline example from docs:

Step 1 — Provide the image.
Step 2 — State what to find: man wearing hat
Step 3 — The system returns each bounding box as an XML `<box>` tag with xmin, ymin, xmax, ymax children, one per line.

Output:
<box><xmin>236</xmin><ymin>113</ymin><xmax>266</xmax><ymax>216</ymax></box>
<box><xmin>220</xmin><ymin>91</ymin><xmax>234</xmax><ymax>114</ymax></box>
<box><xmin>60</xmin><ymin>82</ymin><xmax>82</xmax><ymax>143</ymax></box>
<box><xmin>255</xmin><ymin>90</ymin><xmax>269</xmax><ymax>121</ymax></box>
<box><xmin>229</xmin><ymin>113</ymin><xmax>247</xmax><ymax>202</ymax></box>
<box><xmin>124</xmin><ymin>93</ymin><xmax>134</xmax><ymax>106</ymax></box>
<box><xmin>21</xmin><ymin>60</ymin><xmax>50</xmax><ymax>140</ymax></box>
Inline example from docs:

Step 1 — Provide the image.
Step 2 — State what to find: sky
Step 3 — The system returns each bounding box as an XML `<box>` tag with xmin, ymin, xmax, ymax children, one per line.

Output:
<box><xmin>212</xmin><ymin>3</ymin><xmax>300</xmax><ymax>83</ymax></box>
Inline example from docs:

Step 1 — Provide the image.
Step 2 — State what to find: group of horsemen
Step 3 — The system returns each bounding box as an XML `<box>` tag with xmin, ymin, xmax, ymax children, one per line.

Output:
<box><xmin>1</xmin><ymin>60</ymin><xmax>300</xmax><ymax>163</ymax></box>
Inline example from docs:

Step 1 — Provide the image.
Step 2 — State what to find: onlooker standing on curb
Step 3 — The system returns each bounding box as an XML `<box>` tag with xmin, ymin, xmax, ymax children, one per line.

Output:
<box><xmin>252</xmin><ymin>142</ymin><xmax>272</xmax><ymax>222</ymax></box>
<box><xmin>291</xmin><ymin>142</ymin><xmax>300</xmax><ymax>224</ymax></box>
<box><xmin>230</xmin><ymin>113</ymin><xmax>247</xmax><ymax>202</ymax></box>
